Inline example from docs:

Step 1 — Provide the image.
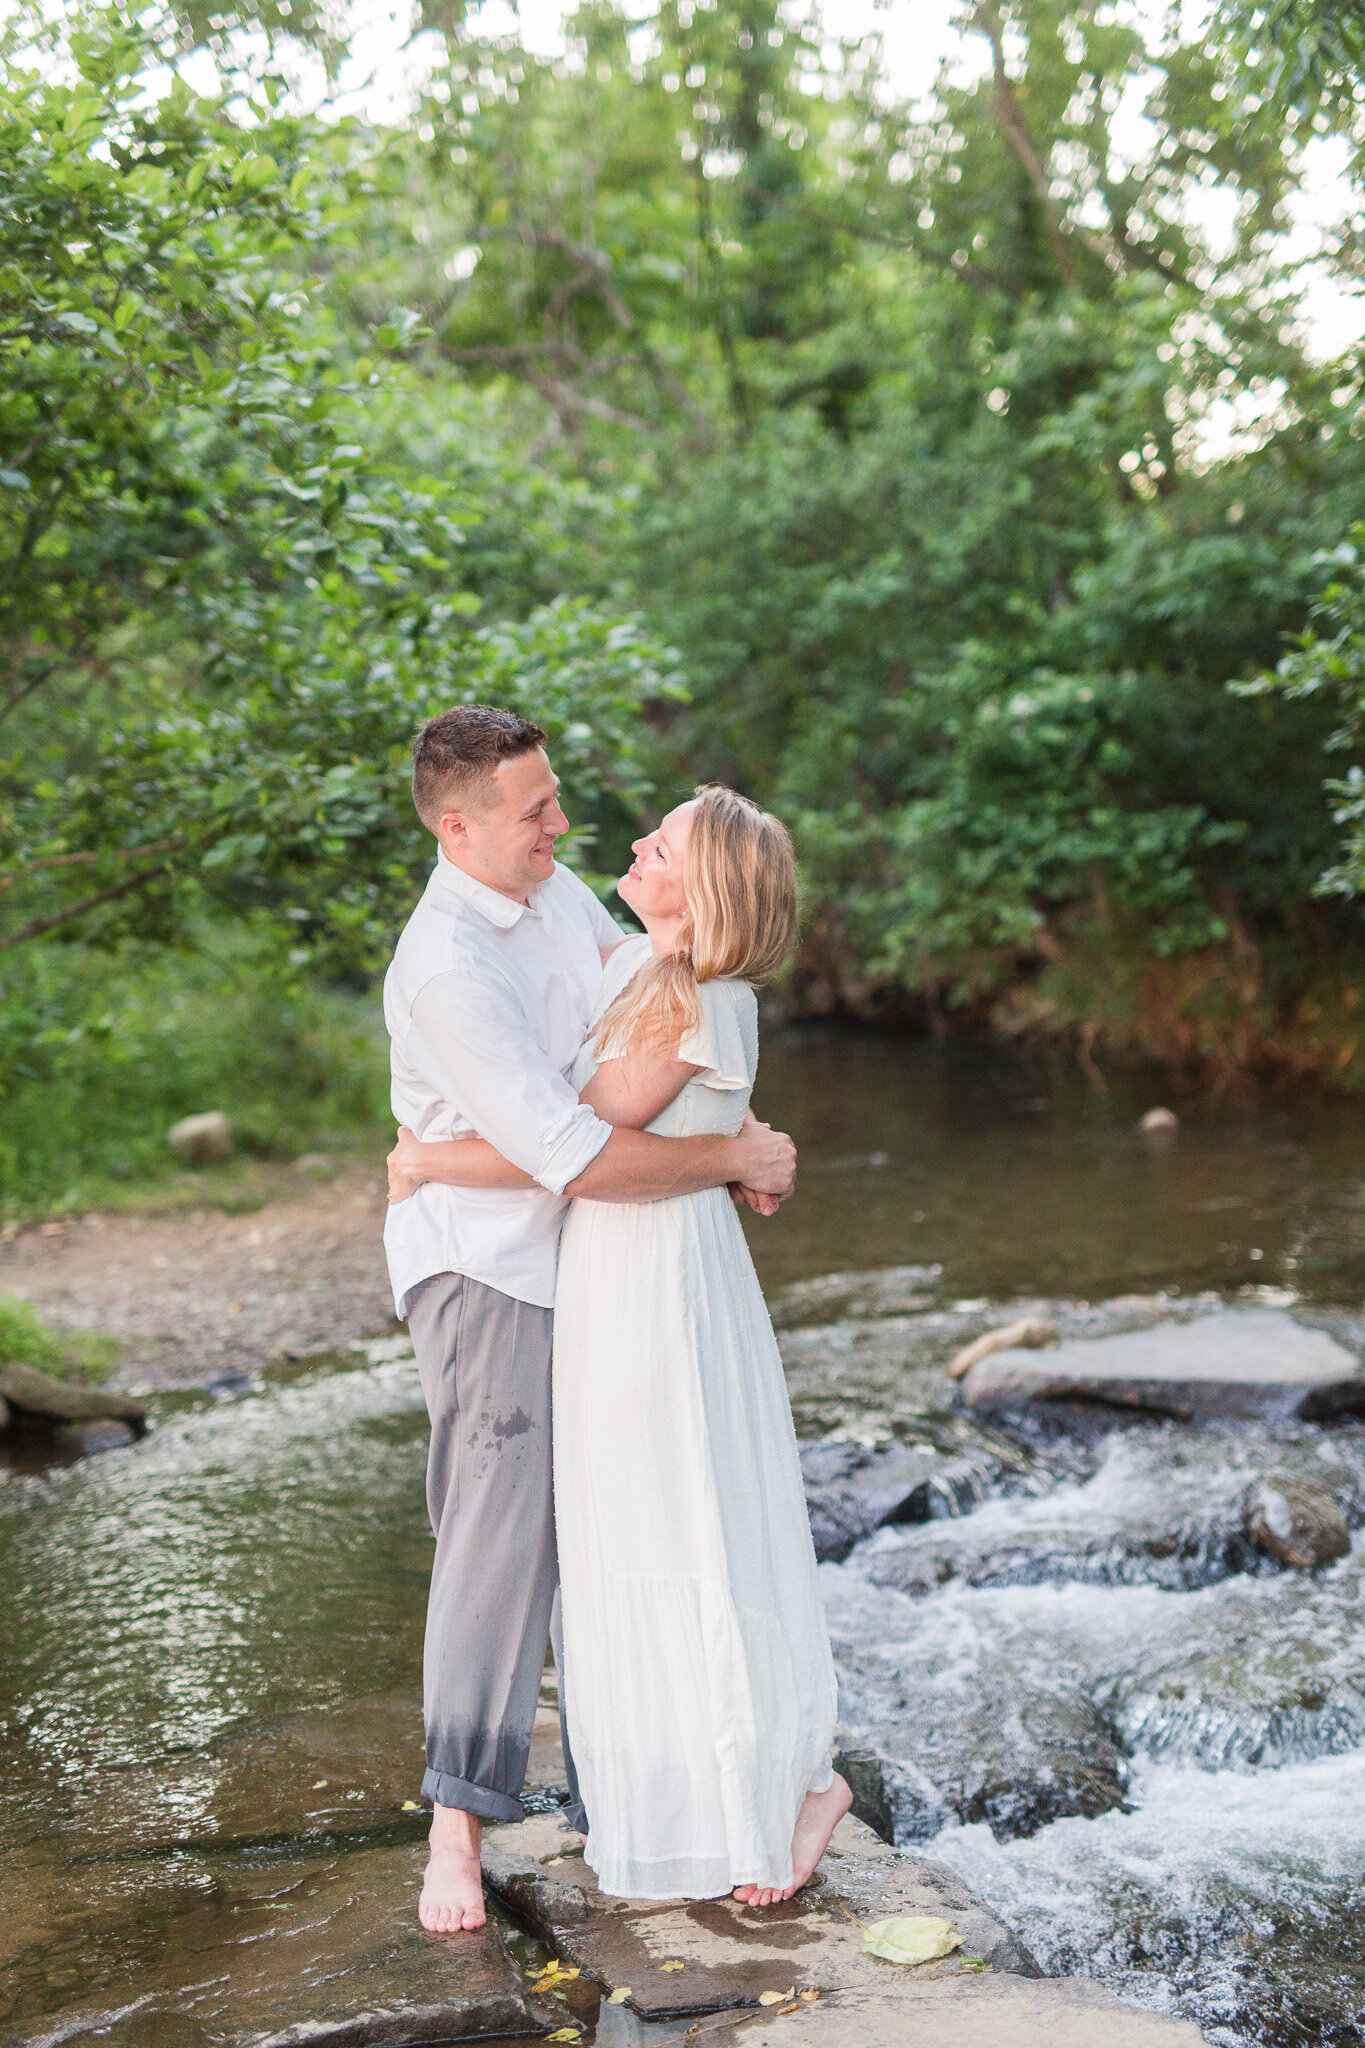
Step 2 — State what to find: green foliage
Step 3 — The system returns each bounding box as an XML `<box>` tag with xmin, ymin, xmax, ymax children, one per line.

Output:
<box><xmin>0</xmin><ymin>8</ymin><xmax>681</xmax><ymax>973</ymax></box>
<box><xmin>0</xmin><ymin>932</ymin><xmax>390</xmax><ymax>1209</ymax></box>
<box><xmin>6</xmin><ymin>0</ymin><xmax>1365</xmax><ymax>1179</ymax></box>
<box><xmin>1244</xmin><ymin>529</ymin><xmax>1365</xmax><ymax>898</ymax></box>
<box><xmin>0</xmin><ymin>1290</ymin><xmax>117</xmax><ymax>1382</ymax></box>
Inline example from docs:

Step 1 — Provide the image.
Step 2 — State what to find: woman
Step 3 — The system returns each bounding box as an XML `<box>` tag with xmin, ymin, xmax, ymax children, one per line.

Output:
<box><xmin>388</xmin><ymin>785</ymin><xmax>849</xmax><ymax>1904</ymax></box>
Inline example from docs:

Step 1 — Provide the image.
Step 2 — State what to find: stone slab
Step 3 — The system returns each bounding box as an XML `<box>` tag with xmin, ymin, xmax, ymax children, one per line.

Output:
<box><xmin>2</xmin><ymin>1843</ymin><xmax>555</xmax><ymax>2048</ymax></box>
<box><xmin>961</xmin><ymin>1308</ymin><xmax>1365</xmax><ymax>1423</ymax></box>
<box><xmin>481</xmin><ymin>1811</ymin><xmax>1036</xmax><ymax>2020</ymax></box>
<box><xmin>712</xmin><ymin>1978</ymin><xmax>1207</xmax><ymax>2046</ymax></box>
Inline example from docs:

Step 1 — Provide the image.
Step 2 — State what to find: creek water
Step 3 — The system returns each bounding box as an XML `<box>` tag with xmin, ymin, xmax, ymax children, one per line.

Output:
<box><xmin>5</xmin><ymin>1032</ymin><xmax>1365</xmax><ymax>2045</ymax></box>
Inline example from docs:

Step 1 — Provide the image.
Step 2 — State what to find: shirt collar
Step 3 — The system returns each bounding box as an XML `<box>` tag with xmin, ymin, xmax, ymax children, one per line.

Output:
<box><xmin>433</xmin><ymin>849</ymin><xmax>549</xmax><ymax>928</ymax></box>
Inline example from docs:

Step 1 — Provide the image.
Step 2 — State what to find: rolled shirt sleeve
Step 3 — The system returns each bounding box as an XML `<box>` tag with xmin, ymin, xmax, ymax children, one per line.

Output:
<box><xmin>407</xmin><ymin>964</ymin><xmax>612</xmax><ymax>1195</ymax></box>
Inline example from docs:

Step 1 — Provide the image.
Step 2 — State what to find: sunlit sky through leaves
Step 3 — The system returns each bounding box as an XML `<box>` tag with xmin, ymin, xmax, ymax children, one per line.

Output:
<box><xmin>161</xmin><ymin>0</ymin><xmax>1365</xmax><ymax>367</ymax></box>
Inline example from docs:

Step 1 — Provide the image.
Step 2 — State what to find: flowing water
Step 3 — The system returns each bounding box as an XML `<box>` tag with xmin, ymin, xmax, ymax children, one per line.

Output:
<box><xmin>6</xmin><ymin>1033</ymin><xmax>1365</xmax><ymax>2043</ymax></box>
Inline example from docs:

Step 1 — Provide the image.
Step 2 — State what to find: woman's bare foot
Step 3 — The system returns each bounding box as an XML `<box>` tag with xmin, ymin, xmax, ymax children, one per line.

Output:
<box><xmin>419</xmin><ymin>1804</ymin><xmax>486</xmax><ymax>1932</ymax></box>
<box><xmin>732</xmin><ymin>1775</ymin><xmax>853</xmax><ymax>1908</ymax></box>
<box><xmin>781</xmin><ymin>1774</ymin><xmax>853</xmax><ymax>1900</ymax></box>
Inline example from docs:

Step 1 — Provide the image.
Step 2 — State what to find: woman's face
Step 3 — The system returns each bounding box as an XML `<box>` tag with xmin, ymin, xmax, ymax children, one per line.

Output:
<box><xmin>618</xmin><ymin>800</ymin><xmax>696</xmax><ymax>927</ymax></box>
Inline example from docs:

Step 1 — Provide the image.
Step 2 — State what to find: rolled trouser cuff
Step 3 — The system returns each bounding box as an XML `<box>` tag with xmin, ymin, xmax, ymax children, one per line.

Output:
<box><xmin>423</xmin><ymin>1766</ymin><xmax>524</xmax><ymax>1822</ymax></box>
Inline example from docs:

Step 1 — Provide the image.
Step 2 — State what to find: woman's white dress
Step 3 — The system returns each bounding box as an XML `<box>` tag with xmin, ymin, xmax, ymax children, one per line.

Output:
<box><xmin>553</xmin><ymin>934</ymin><xmax>838</xmax><ymax>1900</ymax></box>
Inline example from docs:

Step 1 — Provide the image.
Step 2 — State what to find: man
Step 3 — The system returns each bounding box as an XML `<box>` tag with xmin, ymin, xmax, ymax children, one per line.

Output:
<box><xmin>383</xmin><ymin>705</ymin><xmax>798</xmax><ymax>1932</ymax></box>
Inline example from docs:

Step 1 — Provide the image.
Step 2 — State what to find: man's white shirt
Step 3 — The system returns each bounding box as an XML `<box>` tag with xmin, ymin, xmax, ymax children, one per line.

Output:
<box><xmin>383</xmin><ymin>851</ymin><xmax>623</xmax><ymax>1315</ymax></box>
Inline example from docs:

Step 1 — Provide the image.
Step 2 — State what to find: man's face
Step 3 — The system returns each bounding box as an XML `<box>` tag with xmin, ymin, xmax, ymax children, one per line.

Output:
<box><xmin>437</xmin><ymin>748</ymin><xmax>569</xmax><ymax>900</ymax></box>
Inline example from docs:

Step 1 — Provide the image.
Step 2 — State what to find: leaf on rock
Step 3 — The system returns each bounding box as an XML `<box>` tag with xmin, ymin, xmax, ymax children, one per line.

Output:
<box><xmin>861</xmin><ymin>1916</ymin><xmax>963</xmax><ymax>1967</ymax></box>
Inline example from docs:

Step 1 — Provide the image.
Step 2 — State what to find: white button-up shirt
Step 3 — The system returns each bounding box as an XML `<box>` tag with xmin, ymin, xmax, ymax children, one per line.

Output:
<box><xmin>382</xmin><ymin>851</ymin><xmax>622</xmax><ymax>1315</ymax></box>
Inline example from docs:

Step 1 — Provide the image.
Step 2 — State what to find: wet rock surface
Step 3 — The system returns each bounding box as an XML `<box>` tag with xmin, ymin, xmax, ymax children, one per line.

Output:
<box><xmin>1</xmin><ymin>1843</ymin><xmax>555</xmax><ymax>2048</ymax></box>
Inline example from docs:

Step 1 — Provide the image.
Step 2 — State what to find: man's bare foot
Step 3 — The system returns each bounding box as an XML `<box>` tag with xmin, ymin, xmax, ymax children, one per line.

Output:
<box><xmin>419</xmin><ymin>1803</ymin><xmax>485</xmax><ymax>1932</ymax></box>
<box><xmin>781</xmin><ymin>1774</ymin><xmax>852</xmax><ymax>1900</ymax></box>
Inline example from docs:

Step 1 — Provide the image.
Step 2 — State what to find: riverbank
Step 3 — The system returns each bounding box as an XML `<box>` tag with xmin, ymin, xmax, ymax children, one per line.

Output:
<box><xmin>0</xmin><ymin>1163</ymin><xmax>393</xmax><ymax>1390</ymax></box>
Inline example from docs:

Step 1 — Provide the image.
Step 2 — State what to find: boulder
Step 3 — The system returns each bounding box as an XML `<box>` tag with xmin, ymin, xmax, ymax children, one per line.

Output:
<box><xmin>1138</xmin><ymin>1106</ymin><xmax>1180</xmax><ymax>1133</ymax></box>
<box><xmin>959</xmin><ymin>1307</ymin><xmax>1365</xmax><ymax>1424</ymax></box>
<box><xmin>834</xmin><ymin>1738</ymin><xmax>896</xmax><ymax>1843</ymax></box>
<box><xmin>1245</xmin><ymin>1475</ymin><xmax>1350</xmax><ymax>1570</ymax></box>
<box><xmin>851</xmin><ymin>1685</ymin><xmax>1131</xmax><ymax>1844</ymax></box>
<box><xmin>801</xmin><ymin>1439</ymin><xmax>987</xmax><ymax>1563</ymax></box>
<box><xmin>0</xmin><ymin>1393</ymin><xmax>10</xmax><ymax>1433</ymax></box>
<box><xmin>0</xmin><ymin>1362</ymin><xmax>147</xmax><ymax>1435</ymax></box>
<box><xmin>167</xmin><ymin>1109</ymin><xmax>232</xmax><ymax>1163</ymax></box>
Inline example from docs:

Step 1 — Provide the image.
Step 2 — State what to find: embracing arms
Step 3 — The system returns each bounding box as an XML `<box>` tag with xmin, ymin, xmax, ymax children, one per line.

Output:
<box><xmin>389</xmin><ymin>1015</ymin><xmax>794</xmax><ymax>1209</ymax></box>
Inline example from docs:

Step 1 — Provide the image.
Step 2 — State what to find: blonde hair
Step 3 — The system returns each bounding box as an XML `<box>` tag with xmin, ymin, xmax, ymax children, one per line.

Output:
<box><xmin>596</xmin><ymin>784</ymin><xmax>798</xmax><ymax>1060</ymax></box>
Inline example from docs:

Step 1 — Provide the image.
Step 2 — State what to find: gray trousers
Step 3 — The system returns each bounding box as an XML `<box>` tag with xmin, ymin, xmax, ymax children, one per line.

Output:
<box><xmin>408</xmin><ymin>1271</ymin><xmax>585</xmax><ymax>1828</ymax></box>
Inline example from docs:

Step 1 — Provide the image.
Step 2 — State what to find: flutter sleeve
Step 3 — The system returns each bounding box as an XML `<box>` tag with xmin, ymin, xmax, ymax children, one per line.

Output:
<box><xmin>677</xmin><ymin>977</ymin><xmax>758</xmax><ymax>1091</ymax></box>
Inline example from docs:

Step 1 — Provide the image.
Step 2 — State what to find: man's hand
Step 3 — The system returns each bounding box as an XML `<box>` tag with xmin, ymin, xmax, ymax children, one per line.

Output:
<box><xmin>387</xmin><ymin>1125</ymin><xmax>428</xmax><ymax>1205</ymax></box>
<box><xmin>731</xmin><ymin>1108</ymin><xmax>796</xmax><ymax>1200</ymax></box>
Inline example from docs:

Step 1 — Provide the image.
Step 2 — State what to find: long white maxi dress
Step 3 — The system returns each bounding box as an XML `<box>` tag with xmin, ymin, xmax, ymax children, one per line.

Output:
<box><xmin>553</xmin><ymin>934</ymin><xmax>838</xmax><ymax>1900</ymax></box>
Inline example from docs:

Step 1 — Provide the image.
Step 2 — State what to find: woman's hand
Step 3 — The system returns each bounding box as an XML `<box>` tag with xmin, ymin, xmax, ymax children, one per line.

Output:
<box><xmin>387</xmin><ymin>1125</ymin><xmax>430</xmax><ymax>1205</ymax></box>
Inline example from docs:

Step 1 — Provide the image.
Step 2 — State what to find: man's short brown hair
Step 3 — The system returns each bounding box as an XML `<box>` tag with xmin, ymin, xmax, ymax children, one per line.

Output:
<box><xmin>411</xmin><ymin>704</ymin><xmax>548</xmax><ymax>827</ymax></box>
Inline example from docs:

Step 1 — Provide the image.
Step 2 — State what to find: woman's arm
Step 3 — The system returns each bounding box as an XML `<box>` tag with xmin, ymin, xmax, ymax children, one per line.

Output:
<box><xmin>579</xmin><ymin>1047</ymin><xmax>700</xmax><ymax>1130</ymax></box>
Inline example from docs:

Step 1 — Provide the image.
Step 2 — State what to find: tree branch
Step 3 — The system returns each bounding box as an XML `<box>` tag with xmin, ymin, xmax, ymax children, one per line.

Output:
<box><xmin>971</xmin><ymin>0</ymin><xmax>1077</xmax><ymax>286</ymax></box>
<box><xmin>0</xmin><ymin>862</ymin><xmax>173</xmax><ymax>950</ymax></box>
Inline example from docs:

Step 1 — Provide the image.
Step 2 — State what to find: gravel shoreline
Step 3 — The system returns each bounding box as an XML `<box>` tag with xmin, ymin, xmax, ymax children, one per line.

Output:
<box><xmin>0</xmin><ymin>1168</ymin><xmax>396</xmax><ymax>1390</ymax></box>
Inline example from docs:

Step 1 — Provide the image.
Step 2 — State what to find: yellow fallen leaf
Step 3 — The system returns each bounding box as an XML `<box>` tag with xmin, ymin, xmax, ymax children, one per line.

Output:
<box><xmin>401</xmin><ymin>1800</ymin><xmax>422</xmax><ymax>1812</ymax></box>
<box><xmin>545</xmin><ymin>2032</ymin><xmax>581</xmax><ymax>2043</ymax></box>
<box><xmin>607</xmin><ymin>1988</ymin><xmax>631</xmax><ymax>2003</ymax></box>
<box><xmin>531</xmin><ymin>1964</ymin><xmax>581</xmax><ymax>1993</ymax></box>
<box><xmin>660</xmin><ymin>1960</ymin><xmax>686</xmax><ymax>1972</ymax></box>
<box><xmin>757</xmin><ymin>1989</ymin><xmax>793</xmax><ymax>2006</ymax></box>
<box><xmin>311</xmin><ymin>1780</ymin><xmax>328</xmax><ymax>1790</ymax></box>
<box><xmin>800</xmin><ymin>1989</ymin><xmax>819</xmax><ymax>2001</ymax></box>
<box><xmin>861</xmin><ymin>1916</ymin><xmax>963</xmax><ymax>1967</ymax></box>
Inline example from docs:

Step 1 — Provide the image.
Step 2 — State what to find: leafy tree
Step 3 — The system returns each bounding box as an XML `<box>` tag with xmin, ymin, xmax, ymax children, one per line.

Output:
<box><xmin>0</xmin><ymin>8</ymin><xmax>679</xmax><ymax>969</ymax></box>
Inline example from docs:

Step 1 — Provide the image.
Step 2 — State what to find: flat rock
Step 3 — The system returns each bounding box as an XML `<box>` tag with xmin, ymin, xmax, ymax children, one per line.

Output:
<box><xmin>960</xmin><ymin>1308</ymin><xmax>1365</xmax><ymax>1423</ymax></box>
<box><xmin>717</xmin><ymin>1976</ymin><xmax>1207</xmax><ymax>2045</ymax></box>
<box><xmin>481</xmin><ymin>1811</ymin><xmax>1037</xmax><ymax>2020</ymax></box>
<box><xmin>0</xmin><ymin>1362</ymin><xmax>147</xmax><ymax>1433</ymax></box>
<box><xmin>1</xmin><ymin>1843</ymin><xmax>554</xmax><ymax>2047</ymax></box>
